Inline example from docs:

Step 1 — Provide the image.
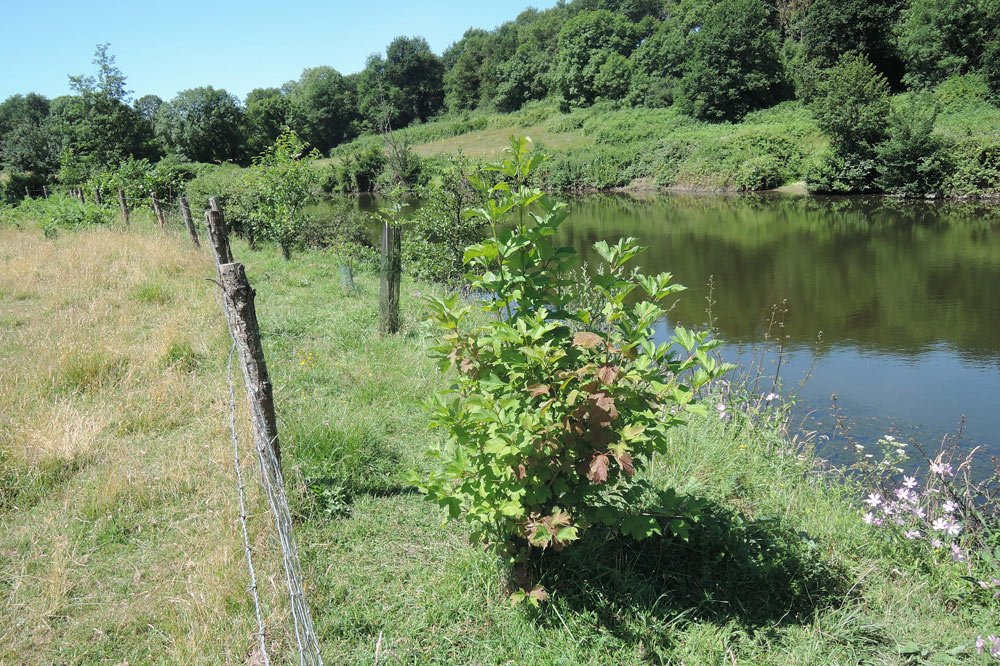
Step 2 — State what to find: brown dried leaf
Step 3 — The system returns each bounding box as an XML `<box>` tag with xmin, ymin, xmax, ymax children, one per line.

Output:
<box><xmin>527</xmin><ymin>586</ymin><xmax>548</xmax><ymax>602</ymax></box>
<box><xmin>618</xmin><ymin>452</ymin><xmax>635</xmax><ymax>477</ymax></box>
<box><xmin>526</xmin><ymin>384</ymin><xmax>550</xmax><ymax>398</ymax></box>
<box><xmin>514</xmin><ymin>464</ymin><xmax>528</xmax><ymax>480</ymax></box>
<box><xmin>596</xmin><ymin>364</ymin><xmax>621</xmax><ymax>386</ymax></box>
<box><xmin>587</xmin><ymin>453</ymin><xmax>610</xmax><ymax>484</ymax></box>
<box><xmin>573</xmin><ymin>331</ymin><xmax>603</xmax><ymax>349</ymax></box>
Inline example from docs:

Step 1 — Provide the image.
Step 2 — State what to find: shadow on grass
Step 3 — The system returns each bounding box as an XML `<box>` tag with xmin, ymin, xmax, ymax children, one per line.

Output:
<box><xmin>286</xmin><ymin>416</ymin><xmax>416</xmax><ymax>520</ymax></box>
<box><xmin>530</xmin><ymin>494</ymin><xmax>845</xmax><ymax>650</ymax></box>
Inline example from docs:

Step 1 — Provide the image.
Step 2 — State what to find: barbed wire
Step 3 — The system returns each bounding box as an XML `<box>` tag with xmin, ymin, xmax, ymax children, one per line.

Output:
<box><xmin>217</xmin><ymin>278</ymin><xmax>324</xmax><ymax>666</ymax></box>
<box><xmin>228</xmin><ymin>342</ymin><xmax>271</xmax><ymax>666</ymax></box>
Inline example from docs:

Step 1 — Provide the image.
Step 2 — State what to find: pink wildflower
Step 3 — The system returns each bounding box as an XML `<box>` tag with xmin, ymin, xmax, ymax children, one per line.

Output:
<box><xmin>863</xmin><ymin>493</ymin><xmax>882</xmax><ymax>508</ymax></box>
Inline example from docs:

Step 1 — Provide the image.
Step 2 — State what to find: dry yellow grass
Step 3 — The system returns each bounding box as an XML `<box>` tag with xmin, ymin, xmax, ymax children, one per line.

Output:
<box><xmin>409</xmin><ymin>124</ymin><xmax>591</xmax><ymax>159</ymax></box>
<box><xmin>0</xmin><ymin>226</ymin><xmax>287</xmax><ymax>664</ymax></box>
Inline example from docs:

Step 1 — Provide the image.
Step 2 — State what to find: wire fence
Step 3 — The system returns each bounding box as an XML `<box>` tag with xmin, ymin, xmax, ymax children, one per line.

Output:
<box><xmin>216</xmin><ymin>263</ymin><xmax>324</xmax><ymax>666</ymax></box>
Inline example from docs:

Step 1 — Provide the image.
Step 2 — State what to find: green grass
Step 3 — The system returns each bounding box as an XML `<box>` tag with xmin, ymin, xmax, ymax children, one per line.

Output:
<box><xmin>0</xmin><ymin>223</ymin><xmax>995</xmax><ymax>664</ymax></box>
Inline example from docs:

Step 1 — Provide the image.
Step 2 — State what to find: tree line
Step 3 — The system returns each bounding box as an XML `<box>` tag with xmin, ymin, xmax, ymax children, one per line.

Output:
<box><xmin>2</xmin><ymin>0</ymin><xmax>999</xmax><ymax>184</ymax></box>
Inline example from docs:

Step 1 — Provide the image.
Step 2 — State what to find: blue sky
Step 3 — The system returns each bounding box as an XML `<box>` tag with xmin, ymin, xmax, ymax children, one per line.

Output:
<box><xmin>1</xmin><ymin>0</ymin><xmax>557</xmax><ymax>102</ymax></box>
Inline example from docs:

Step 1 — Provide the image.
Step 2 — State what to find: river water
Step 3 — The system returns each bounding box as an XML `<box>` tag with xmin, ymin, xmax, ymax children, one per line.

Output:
<box><xmin>340</xmin><ymin>192</ymin><xmax>1000</xmax><ymax>460</ymax></box>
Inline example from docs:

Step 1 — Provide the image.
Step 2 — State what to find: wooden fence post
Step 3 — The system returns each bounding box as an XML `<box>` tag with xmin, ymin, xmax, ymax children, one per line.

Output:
<box><xmin>179</xmin><ymin>197</ymin><xmax>200</xmax><ymax>248</ymax></box>
<box><xmin>94</xmin><ymin>188</ymin><xmax>102</xmax><ymax>205</ymax></box>
<box><xmin>218</xmin><ymin>263</ymin><xmax>282</xmax><ymax>472</ymax></box>
<box><xmin>42</xmin><ymin>185</ymin><xmax>49</xmax><ymax>198</ymax></box>
<box><xmin>118</xmin><ymin>189</ymin><xmax>130</xmax><ymax>226</ymax></box>
<box><xmin>151</xmin><ymin>193</ymin><xmax>166</xmax><ymax>230</ymax></box>
<box><xmin>24</xmin><ymin>187</ymin><xmax>30</xmax><ymax>199</ymax></box>
<box><xmin>379</xmin><ymin>220</ymin><xmax>401</xmax><ymax>335</ymax></box>
<box><xmin>205</xmin><ymin>208</ymin><xmax>233</xmax><ymax>269</ymax></box>
<box><xmin>77</xmin><ymin>188</ymin><xmax>85</xmax><ymax>204</ymax></box>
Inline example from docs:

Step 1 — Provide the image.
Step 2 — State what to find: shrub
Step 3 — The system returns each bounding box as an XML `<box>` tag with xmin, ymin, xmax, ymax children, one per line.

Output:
<box><xmin>875</xmin><ymin>96</ymin><xmax>953</xmax><ymax>196</ymax></box>
<box><xmin>229</xmin><ymin>129</ymin><xmax>321</xmax><ymax>259</ymax></box>
<box><xmin>13</xmin><ymin>193</ymin><xmax>114</xmax><ymax>237</ymax></box>
<box><xmin>402</xmin><ymin>155</ymin><xmax>486</xmax><ymax>284</ymax></box>
<box><xmin>183</xmin><ymin>162</ymin><xmax>246</xmax><ymax>212</ymax></box>
<box><xmin>806</xmin><ymin>150</ymin><xmax>881</xmax><ymax>194</ymax></box>
<box><xmin>735</xmin><ymin>154</ymin><xmax>786</xmax><ymax>191</ymax></box>
<box><xmin>412</xmin><ymin>138</ymin><xmax>731</xmax><ymax>600</ymax></box>
<box><xmin>946</xmin><ymin>136</ymin><xmax>1000</xmax><ymax>195</ymax></box>
<box><xmin>934</xmin><ymin>73</ymin><xmax>991</xmax><ymax>112</ymax></box>
<box><xmin>0</xmin><ymin>172</ymin><xmax>47</xmax><ymax>204</ymax></box>
<box><xmin>811</xmin><ymin>53</ymin><xmax>891</xmax><ymax>157</ymax></box>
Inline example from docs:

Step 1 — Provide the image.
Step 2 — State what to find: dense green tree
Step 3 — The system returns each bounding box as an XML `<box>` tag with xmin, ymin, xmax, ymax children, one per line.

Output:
<box><xmin>797</xmin><ymin>0</ymin><xmax>905</xmax><ymax>87</ymax></box>
<box><xmin>55</xmin><ymin>44</ymin><xmax>155</xmax><ymax>171</ymax></box>
<box><xmin>244</xmin><ymin>88</ymin><xmax>290</xmax><ymax>157</ymax></box>
<box><xmin>357</xmin><ymin>36</ymin><xmax>444</xmax><ymax>129</ymax></box>
<box><xmin>555</xmin><ymin>10</ymin><xmax>640</xmax><ymax>106</ymax></box>
<box><xmin>133</xmin><ymin>94</ymin><xmax>163</xmax><ymax>132</ymax></box>
<box><xmin>675</xmin><ymin>0</ymin><xmax>787</xmax><ymax>121</ymax></box>
<box><xmin>0</xmin><ymin>93</ymin><xmax>50</xmax><ymax>140</ymax></box>
<box><xmin>897</xmin><ymin>0</ymin><xmax>1000</xmax><ymax>88</ymax></box>
<box><xmin>812</xmin><ymin>53</ymin><xmax>891</xmax><ymax>156</ymax></box>
<box><xmin>486</xmin><ymin>9</ymin><xmax>563</xmax><ymax>110</ymax></box>
<box><xmin>0</xmin><ymin>117</ymin><xmax>61</xmax><ymax>176</ymax></box>
<box><xmin>626</xmin><ymin>2</ymin><xmax>707</xmax><ymax>106</ymax></box>
<box><xmin>155</xmin><ymin>87</ymin><xmax>245</xmax><ymax>163</ymax></box>
<box><xmin>443</xmin><ymin>30</ymin><xmax>492</xmax><ymax>111</ymax></box>
<box><xmin>569</xmin><ymin>0</ymin><xmax>664</xmax><ymax>21</ymax></box>
<box><xmin>286</xmin><ymin>67</ymin><xmax>355</xmax><ymax>153</ymax></box>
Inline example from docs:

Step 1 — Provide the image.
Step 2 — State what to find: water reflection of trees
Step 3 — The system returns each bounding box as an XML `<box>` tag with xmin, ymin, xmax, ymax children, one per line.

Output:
<box><xmin>559</xmin><ymin>194</ymin><xmax>1000</xmax><ymax>360</ymax></box>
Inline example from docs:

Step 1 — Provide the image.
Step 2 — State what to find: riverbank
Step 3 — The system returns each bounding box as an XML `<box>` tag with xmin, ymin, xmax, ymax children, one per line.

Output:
<box><xmin>1</xmin><ymin>222</ymin><xmax>995</xmax><ymax>664</ymax></box>
<box><xmin>323</xmin><ymin>89</ymin><xmax>999</xmax><ymax>197</ymax></box>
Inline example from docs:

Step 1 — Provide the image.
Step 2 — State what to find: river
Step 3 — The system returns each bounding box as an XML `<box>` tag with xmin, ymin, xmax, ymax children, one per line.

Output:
<box><xmin>335</xmin><ymin>192</ymin><xmax>1000</xmax><ymax>461</ymax></box>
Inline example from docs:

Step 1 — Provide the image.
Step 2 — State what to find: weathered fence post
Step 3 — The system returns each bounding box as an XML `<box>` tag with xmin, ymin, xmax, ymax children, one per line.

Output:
<box><xmin>218</xmin><ymin>263</ymin><xmax>281</xmax><ymax>471</ymax></box>
<box><xmin>379</xmin><ymin>220</ymin><xmax>401</xmax><ymax>334</ymax></box>
<box><xmin>42</xmin><ymin>185</ymin><xmax>49</xmax><ymax>198</ymax></box>
<box><xmin>94</xmin><ymin>188</ymin><xmax>102</xmax><ymax>205</ymax></box>
<box><xmin>205</xmin><ymin>208</ymin><xmax>233</xmax><ymax>269</ymax></box>
<box><xmin>24</xmin><ymin>187</ymin><xmax>30</xmax><ymax>199</ymax></box>
<box><xmin>77</xmin><ymin>188</ymin><xmax>85</xmax><ymax>204</ymax></box>
<box><xmin>118</xmin><ymin>189</ymin><xmax>130</xmax><ymax>226</ymax></box>
<box><xmin>151</xmin><ymin>193</ymin><xmax>167</xmax><ymax>230</ymax></box>
<box><xmin>179</xmin><ymin>197</ymin><xmax>200</xmax><ymax>248</ymax></box>
<box><xmin>207</xmin><ymin>203</ymin><xmax>323</xmax><ymax>665</ymax></box>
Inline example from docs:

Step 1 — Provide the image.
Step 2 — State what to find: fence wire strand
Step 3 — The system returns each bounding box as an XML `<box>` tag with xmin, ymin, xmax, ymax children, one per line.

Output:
<box><xmin>228</xmin><ymin>342</ymin><xmax>271</xmax><ymax>666</ymax></box>
<box><xmin>218</xmin><ymin>282</ymin><xmax>324</xmax><ymax>666</ymax></box>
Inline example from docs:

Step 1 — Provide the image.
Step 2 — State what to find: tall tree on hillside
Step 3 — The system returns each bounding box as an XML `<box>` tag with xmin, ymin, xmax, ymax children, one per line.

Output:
<box><xmin>286</xmin><ymin>66</ymin><xmax>355</xmax><ymax>153</ymax></box>
<box><xmin>675</xmin><ymin>0</ymin><xmax>788</xmax><ymax>121</ymax></box>
<box><xmin>487</xmin><ymin>8</ymin><xmax>563</xmax><ymax>110</ymax></box>
<box><xmin>0</xmin><ymin>93</ymin><xmax>51</xmax><ymax>140</ymax></box>
<box><xmin>244</xmin><ymin>87</ymin><xmax>291</xmax><ymax>157</ymax></box>
<box><xmin>357</xmin><ymin>36</ymin><xmax>444</xmax><ymax>129</ymax></box>
<box><xmin>133</xmin><ymin>94</ymin><xmax>163</xmax><ymax>132</ymax></box>
<box><xmin>443</xmin><ymin>29</ymin><xmax>492</xmax><ymax>111</ymax></box>
<box><xmin>555</xmin><ymin>9</ymin><xmax>641</xmax><ymax>106</ymax></box>
<box><xmin>155</xmin><ymin>87</ymin><xmax>246</xmax><ymax>163</ymax></box>
<box><xmin>55</xmin><ymin>44</ymin><xmax>156</xmax><ymax>171</ymax></box>
<box><xmin>896</xmin><ymin>0</ymin><xmax>1000</xmax><ymax>88</ymax></box>
<box><xmin>796</xmin><ymin>0</ymin><xmax>905</xmax><ymax>90</ymax></box>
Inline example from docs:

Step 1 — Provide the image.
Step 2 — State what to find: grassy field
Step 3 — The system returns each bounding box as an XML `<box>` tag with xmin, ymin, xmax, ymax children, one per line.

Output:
<box><xmin>1</xmin><ymin>221</ymin><xmax>994</xmax><ymax>664</ymax></box>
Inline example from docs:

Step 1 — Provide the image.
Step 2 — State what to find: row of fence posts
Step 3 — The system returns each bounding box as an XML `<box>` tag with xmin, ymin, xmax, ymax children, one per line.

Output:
<box><xmin>19</xmin><ymin>184</ymin><xmax>399</xmax><ymax>335</ymax></box>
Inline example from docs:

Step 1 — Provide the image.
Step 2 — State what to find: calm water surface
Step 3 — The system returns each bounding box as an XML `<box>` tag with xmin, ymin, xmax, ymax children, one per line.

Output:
<box><xmin>556</xmin><ymin>194</ymin><xmax>1000</xmax><ymax>459</ymax></box>
<box><xmin>341</xmin><ymin>193</ymin><xmax>1000</xmax><ymax>459</ymax></box>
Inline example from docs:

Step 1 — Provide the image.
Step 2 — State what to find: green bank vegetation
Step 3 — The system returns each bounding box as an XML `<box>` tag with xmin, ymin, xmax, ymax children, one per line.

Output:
<box><xmin>3</xmin><ymin>0</ymin><xmax>1000</xmax><ymax>198</ymax></box>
